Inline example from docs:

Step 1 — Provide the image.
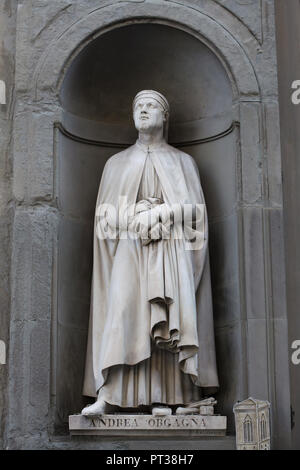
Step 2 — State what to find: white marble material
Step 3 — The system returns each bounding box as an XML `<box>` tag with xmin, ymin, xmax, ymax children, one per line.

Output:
<box><xmin>175</xmin><ymin>407</ymin><xmax>199</xmax><ymax>415</ymax></box>
<box><xmin>82</xmin><ymin>90</ymin><xmax>219</xmax><ymax>416</ymax></box>
<box><xmin>69</xmin><ymin>414</ymin><xmax>227</xmax><ymax>437</ymax></box>
<box><xmin>152</xmin><ymin>407</ymin><xmax>172</xmax><ymax>416</ymax></box>
<box><xmin>199</xmin><ymin>406</ymin><xmax>214</xmax><ymax>416</ymax></box>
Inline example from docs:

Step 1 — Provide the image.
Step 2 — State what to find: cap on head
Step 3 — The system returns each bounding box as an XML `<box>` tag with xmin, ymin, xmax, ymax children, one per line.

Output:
<box><xmin>133</xmin><ymin>90</ymin><xmax>169</xmax><ymax>114</ymax></box>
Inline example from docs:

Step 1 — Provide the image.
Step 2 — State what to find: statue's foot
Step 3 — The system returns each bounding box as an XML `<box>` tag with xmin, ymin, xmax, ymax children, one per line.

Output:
<box><xmin>81</xmin><ymin>398</ymin><xmax>108</xmax><ymax>416</ymax></box>
<box><xmin>175</xmin><ymin>406</ymin><xmax>199</xmax><ymax>415</ymax></box>
<box><xmin>188</xmin><ymin>397</ymin><xmax>217</xmax><ymax>407</ymax></box>
<box><xmin>152</xmin><ymin>406</ymin><xmax>172</xmax><ymax>416</ymax></box>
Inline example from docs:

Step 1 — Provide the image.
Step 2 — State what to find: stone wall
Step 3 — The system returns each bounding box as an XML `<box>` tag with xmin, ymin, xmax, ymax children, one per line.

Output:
<box><xmin>275</xmin><ymin>0</ymin><xmax>300</xmax><ymax>450</ymax></box>
<box><xmin>0</xmin><ymin>0</ymin><xmax>17</xmax><ymax>450</ymax></box>
<box><xmin>0</xmin><ymin>0</ymin><xmax>292</xmax><ymax>450</ymax></box>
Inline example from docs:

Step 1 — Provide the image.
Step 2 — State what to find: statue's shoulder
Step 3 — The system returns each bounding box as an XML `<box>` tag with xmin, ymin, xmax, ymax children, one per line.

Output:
<box><xmin>103</xmin><ymin>145</ymin><xmax>134</xmax><ymax>170</ymax></box>
<box><xmin>165</xmin><ymin>143</ymin><xmax>199</xmax><ymax>173</ymax></box>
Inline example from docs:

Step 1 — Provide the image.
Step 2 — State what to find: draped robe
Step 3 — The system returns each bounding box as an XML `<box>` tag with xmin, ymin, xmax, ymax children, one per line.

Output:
<box><xmin>83</xmin><ymin>140</ymin><xmax>219</xmax><ymax>405</ymax></box>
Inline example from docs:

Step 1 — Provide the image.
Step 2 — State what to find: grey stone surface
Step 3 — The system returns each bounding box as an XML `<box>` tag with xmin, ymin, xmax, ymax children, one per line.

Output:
<box><xmin>275</xmin><ymin>0</ymin><xmax>300</xmax><ymax>449</ymax></box>
<box><xmin>214</xmin><ymin>322</ymin><xmax>245</xmax><ymax>434</ymax></box>
<box><xmin>240</xmin><ymin>103</ymin><xmax>263</xmax><ymax>204</ymax></box>
<box><xmin>263</xmin><ymin>103</ymin><xmax>283</xmax><ymax>207</ymax></box>
<box><xmin>268</xmin><ymin>208</ymin><xmax>287</xmax><ymax>320</ymax></box>
<box><xmin>188</xmin><ymin>131</ymin><xmax>237</xmax><ymax>221</ymax></box>
<box><xmin>246</xmin><ymin>319</ymin><xmax>269</xmax><ymax>399</ymax></box>
<box><xmin>60</xmin><ymin>23</ymin><xmax>233</xmax><ymax>126</ymax></box>
<box><xmin>0</xmin><ymin>0</ymin><xmax>18</xmax><ymax>450</ymax></box>
<box><xmin>242</xmin><ymin>208</ymin><xmax>266</xmax><ymax>320</ymax></box>
<box><xmin>32</xmin><ymin>2</ymin><xmax>260</xmax><ymax>100</ymax></box>
<box><xmin>209</xmin><ymin>214</ymin><xmax>240</xmax><ymax>327</ymax></box>
<box><xmin>0</xmin><ymin>0</ymin><xmax>292</xmax><ymax>450</ymax></box>
<box><xmin>216</xmin><ymin>0</ymin><xmax>263</xmax><ymax>42</ymax></box>
<box><xmin>7</xmin><ymin>207</ymin><xmax>58</xmax><ymax>446</ymax></box>
<box><xmin>57</xmin><ymin>134</ymin><xmax>110</xmax><ymax>219</ymax></box>
<box><xmin>12</xmin><ymin>102</ymin><xmax>61</xmax><ymax>203</ymax></box>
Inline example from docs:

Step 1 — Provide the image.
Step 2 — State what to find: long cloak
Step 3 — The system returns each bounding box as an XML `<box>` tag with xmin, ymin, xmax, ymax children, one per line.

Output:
<box><xmin>83</xmin><ymin>140</ymin><xmax>219</xmax><ymax>399</ymax></box>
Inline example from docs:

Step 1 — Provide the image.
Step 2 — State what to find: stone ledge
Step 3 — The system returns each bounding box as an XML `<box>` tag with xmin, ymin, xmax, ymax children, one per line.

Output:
<box><xmin>69</xmin><ymin>414</ymin><xmax>227</xmax><ymax>437</ymax></box>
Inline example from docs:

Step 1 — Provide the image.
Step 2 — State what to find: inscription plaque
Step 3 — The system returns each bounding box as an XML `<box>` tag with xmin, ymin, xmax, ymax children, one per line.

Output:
<box><xmin>69</xmin><ymin>414</ymin><xmax>227</xmax><ymax>437</ymax></box>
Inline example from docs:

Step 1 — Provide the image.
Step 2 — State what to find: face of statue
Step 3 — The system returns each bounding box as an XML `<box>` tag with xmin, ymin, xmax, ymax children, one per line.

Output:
<box><xmin>133</xmin><ymin>97</ymin><xmax>166</xmax><ymax>133</ymax></box>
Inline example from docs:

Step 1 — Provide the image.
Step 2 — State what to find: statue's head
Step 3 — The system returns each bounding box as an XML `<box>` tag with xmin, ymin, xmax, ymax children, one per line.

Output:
<box><xmin>133</xmin><ymin>90</ymin><xmax>169</xmax><ymax>138</ymax></box>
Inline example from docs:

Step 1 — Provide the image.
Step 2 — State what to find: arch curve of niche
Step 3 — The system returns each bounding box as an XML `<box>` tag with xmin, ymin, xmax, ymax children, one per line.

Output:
<box><xmin>33</xmin><ymin>1</ymin><xmax>260</xmax><ymax>100</ymax></box>
<box><xmin>43</xmin><ymin>2</ymin><xmax>261</xmax><ymax>435</ymax></box>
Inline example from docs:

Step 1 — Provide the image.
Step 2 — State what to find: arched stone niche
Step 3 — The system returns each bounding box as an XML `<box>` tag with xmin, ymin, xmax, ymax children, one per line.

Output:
<box><xmin>55</xmin><ymin>21</ymin><xmax>241</xmax><ymax>433</ymax></box>
<box><xmin>10</xmin><ymin>0</ymin><xmax>291</xmax><ymax>449</ymax></box>
<box><xmin>60</xmin><ymin>23</ymin><xmax>234</xmax><ymax>142</ymax></box>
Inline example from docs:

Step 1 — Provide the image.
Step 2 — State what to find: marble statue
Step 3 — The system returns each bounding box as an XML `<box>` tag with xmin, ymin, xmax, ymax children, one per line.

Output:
<box><xmin>81</xmin><ymin>90</ymin><xmax>219</xmax><ymax>416</ymax></box>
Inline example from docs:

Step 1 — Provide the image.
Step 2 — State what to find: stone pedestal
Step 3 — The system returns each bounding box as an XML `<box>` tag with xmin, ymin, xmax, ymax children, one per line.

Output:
<box><xmin>69</xmin><ymin>414</ymin><xmax>227</xmax><ymax>437</ymax></box>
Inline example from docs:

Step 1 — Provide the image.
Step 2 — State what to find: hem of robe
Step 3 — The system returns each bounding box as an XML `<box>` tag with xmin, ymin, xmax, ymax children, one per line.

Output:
<box><xmin>96</xmin><ymin>349</ymin><xmax>199</xmax><ymax>397</ymax></box>
<box><xmin>83</xmin><ymin>142</ymin><xmax>219</xmax><ymax>398</ymax></box>
<box><xmin>102</xmin><ymin>398</ymin><xmax>195</xmax><ymax>408</ymax></box>
<box><xmin>96</xmin><ymin>348</ymin><xmax>202</xmax><ymax>408</ymax></box>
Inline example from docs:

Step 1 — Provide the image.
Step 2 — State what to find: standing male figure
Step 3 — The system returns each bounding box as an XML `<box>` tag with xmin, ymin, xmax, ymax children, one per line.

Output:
<box><xmin>82</xmin><ymin>90</ymin><xmax>218</xmax><ymax>415</ymax></box>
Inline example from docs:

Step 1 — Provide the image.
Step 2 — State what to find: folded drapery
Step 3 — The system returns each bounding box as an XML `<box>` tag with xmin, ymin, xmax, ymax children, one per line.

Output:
<box><xmin>82</xmin><ymin>140</ymin><xmax>219</xmax><ymax>400</ymax></box>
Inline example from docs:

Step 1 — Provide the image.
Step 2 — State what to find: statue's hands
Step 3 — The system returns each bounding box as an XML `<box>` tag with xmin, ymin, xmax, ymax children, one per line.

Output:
<box><xmin>128</xmin><ymin>206</ymin><xmax>160</xmax><ymax>239</ymax></box>
<box><xmin>130</xmin><ymin>210</ymin><xmax>157</xmax><ymax>239</ymax></box>
<box><xmin>128</xmin><ymin>200</ymin><xmax>174</xmax><ymax>242</ymax></box>
<box><xmin>135</xmin><ymin>199</ymin><xmax>153</xmax><ymax>214</ymax></box>
<box><xmin>143</xmin><ymin>205</ymin><xmax>174</xmax><ymax>243</ymax></box>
